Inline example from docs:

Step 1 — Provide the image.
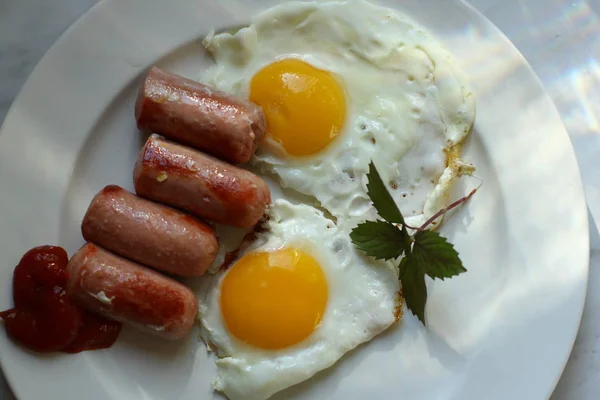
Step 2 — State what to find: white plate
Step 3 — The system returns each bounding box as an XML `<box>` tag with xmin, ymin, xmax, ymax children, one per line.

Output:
<box><xmin>0</xmin><ymin>0</ymin><xmax>589</xmax><ymax>399</ymax></box>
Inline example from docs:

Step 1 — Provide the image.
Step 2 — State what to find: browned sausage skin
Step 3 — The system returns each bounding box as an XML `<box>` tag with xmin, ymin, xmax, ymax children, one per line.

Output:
<box><xmin>82</xmin><ymin>185</ymin><xmax>217</xmax><ymax>277</ymax></box>
<box><xmin>134</xmin><ymin>135</ymin><xmax>271</xmax><ymax>228</ymax></box>
<box><xmin>135</xmin><ymin>67</ymin><xmax>267</xmax><ymax>164</ymax></box>
<box><xmin>66</xmin><ymin>243</ymin><xmax>198</xmax><ymax>340</ymax></box>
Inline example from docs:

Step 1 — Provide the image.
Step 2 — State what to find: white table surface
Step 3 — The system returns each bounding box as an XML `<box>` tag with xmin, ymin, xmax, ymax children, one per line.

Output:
<box><xmin>1</xmin><ymin>0</ymin><xmax>599</xmax><ymax>399</ymax></box>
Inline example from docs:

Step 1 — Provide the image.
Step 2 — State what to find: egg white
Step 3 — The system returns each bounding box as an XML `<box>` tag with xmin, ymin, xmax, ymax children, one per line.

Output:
<box><xmin>199</xmin><ymin>200</ymin><xmax>400</xmax><ymax>400</ymax></box>
<box><xmin>202</xmin><ymin>0</ymin><xmax>475</xmax><ymax>228</ymax></box>
<box><xmin>198</xmin><ymin>1</ymin><xmax>477</xmax><ymax>398</ymax></box>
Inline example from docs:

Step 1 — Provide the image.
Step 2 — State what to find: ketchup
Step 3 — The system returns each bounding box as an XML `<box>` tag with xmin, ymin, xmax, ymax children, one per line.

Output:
<box><xmin>62</xmin><ymin>312</ymin><xmax>121</xmax><ymax>353</ymax></box>
<box><xmin>0</xmin><ymin>246</ymin><xmax>121</xmax><ymax>353</ymax></box>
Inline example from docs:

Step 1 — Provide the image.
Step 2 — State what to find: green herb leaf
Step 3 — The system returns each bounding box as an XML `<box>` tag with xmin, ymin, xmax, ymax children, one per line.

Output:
<box><xmin>350</xmin><ymin>220</ymin><xmax>410</xmax><ymax>260</ymax></box>
<box><xmin>366</xmin><ymin>161</ymin><xmax>405</xmax><ymax>224</ymax></box>
<box><xmin>399</xmin><ymin>255</ymin><xmax>427</xmax><ymax>325</ymax></box>
<box><xmin>412</xmin><ymin>230</ymin><xmax>466</xmax><ymax>280</ymax></box>
<box><xmin>350</xmin><ymin>161</ymin><xmax>475</xmax><ymax>327</ymax></box>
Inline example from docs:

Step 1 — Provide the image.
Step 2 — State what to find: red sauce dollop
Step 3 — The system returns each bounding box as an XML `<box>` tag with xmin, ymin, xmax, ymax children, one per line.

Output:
<box><xmin>62</xmin><ymin>312</ymin><xmax>121</xmax><ymax>353</ymax></box>
<box><xmin>0</xmin><ymin>245</ymin><xmax>121</xmax><ymax>353</ymax></box>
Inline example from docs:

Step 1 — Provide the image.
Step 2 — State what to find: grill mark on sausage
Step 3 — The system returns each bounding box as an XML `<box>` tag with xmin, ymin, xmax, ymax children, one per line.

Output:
<box><xmin>107</xmin><ymin>271</ymin><xmax>186</xmax><ymax>326</ymax></box>
<box><xmin>141</xmin><ymin>137</ymin><xmax>263</xmax><ymax>215</ymax></box>
<box><xmin>102</xmin><ymin>185</ymin><xmax>123</xmax><ymax>194</ymax></box>
<box><xmin>135</xmin><ymin>135</ymin><xmax>271</xmax><ymax>227</ymax></box>
<box><xmin>135</xmin><ymin>67</ymin><xmax>267</xmax><ymax>164</ymax></box>
<box><xmin>141</xmin><ymin>140</ymin><xmax>197</xmax><ymax>177</ymax></box>
<box><xmin>70</xmin><ymin>244</ymin><xmax>199</xmax><ymax>339</ymax></box>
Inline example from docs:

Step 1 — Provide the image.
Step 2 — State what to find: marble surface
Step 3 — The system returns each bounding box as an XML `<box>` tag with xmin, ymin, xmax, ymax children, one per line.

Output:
<box><xmin>0</xmin><ymin>0</ymin><xmax>599</xmax><ymax>399</ymax></box>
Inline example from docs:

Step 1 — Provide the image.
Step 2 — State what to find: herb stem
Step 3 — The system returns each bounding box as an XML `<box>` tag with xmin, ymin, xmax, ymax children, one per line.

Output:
<box><xmin>417</xmin><ymin>187</ymin><xmax>478</xmax><ymax>232</ymax></box>
<box><xmin>401</xmin><ymin>223</ymin><xmax>419</xmax><ymax>230</ymax></box>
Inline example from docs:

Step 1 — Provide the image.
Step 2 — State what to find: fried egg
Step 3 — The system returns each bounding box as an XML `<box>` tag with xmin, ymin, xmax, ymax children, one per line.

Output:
<box><xmin>202</xmin><ymin>0</ymin><xmax>475</xmax><ymax>228</ymax></box>
<box><xmin>199</xmin><ymin>200</ymin><xmax>400</xmax><ymax>400</ymax></box>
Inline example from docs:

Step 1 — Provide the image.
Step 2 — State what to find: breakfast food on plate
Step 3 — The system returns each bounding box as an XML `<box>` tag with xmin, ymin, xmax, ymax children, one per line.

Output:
<box><xmin>136</xmin><ymin>66</ymin><xmax>267</xmax><ymax>164</ymax></box>
<box><xmin>3</xmin><ymin>73</ymin><xmax>273</xmax><ymax>349</ymax></box>
<box><xmin>0</xmin><ymin>246</ymin><xmax>121</xmax><ymax>353</ymax></box>
<box><xmin>134</xmin><ymin>134</ymin><xmax>271</xmax><ymax>228</ymax></box>
<box><xmin>196</xmin><ymin>0</ymin><xmax>476</xmax><ymax>398</ymax></box>
<box><xmin>82</xmin><ymin>184</ymin><xmax>218</xmax><ymax>277</ymax></box>
<box><xmin>61</xmin><ymin>311</ymin><xmax>122</xmax><ymax>353</ymax></box>
<box><xmin>199</xmin><ymin>200</ymin><xmax>401</xmax><ymax>400</ymax></box>
<box><xmin>2</xmin><ymin>3</ymin><xmax>476</xmax><ymax>399</ymax></box>
<box><xmin>202</xmin><ymin>0</ymin><xmax>475</xmax><ymax>228</ymax></box>
<box><xmin>67</xmin><ymin>243</ymin><xmax>198</xmax><ymax>340</ymax></box>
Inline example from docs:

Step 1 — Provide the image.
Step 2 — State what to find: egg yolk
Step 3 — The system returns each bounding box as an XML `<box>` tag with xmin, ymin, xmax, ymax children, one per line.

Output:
<box><xmin>220</xmin><ymin>248</ymin><xmax>328</xmax><ymax>350</ymax></box>
<box><xmin>249</xmin><ymin>59</ymin><xmax>346</xmax><ymax>156</ymax></box>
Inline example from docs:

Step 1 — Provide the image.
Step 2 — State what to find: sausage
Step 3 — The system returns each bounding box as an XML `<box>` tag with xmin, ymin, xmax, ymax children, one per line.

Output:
<box><xmin>134</xmin><ymin>135</ymin><xmax>271</xmax><ymax>228</ymax></box>
<box><xmin>135</xmin><ymin>66</ymin><xmax>267</xmax><ymax>164</ymax></box>
<box><xmin>66</xmin><ymin>243</ymin><xmax>198</xmax><ymax>340</ymax></box>
<box><xmin>82</xmin><ymin>185</ymin><xmax>218</xmax><ymax>277</ymax></box>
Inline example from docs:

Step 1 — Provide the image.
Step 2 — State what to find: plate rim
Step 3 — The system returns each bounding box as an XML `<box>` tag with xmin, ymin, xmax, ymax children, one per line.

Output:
<box><xmin>0</xmin><ymin>0</ymin><xmax>589</xmax><ymax>399</ymax></box>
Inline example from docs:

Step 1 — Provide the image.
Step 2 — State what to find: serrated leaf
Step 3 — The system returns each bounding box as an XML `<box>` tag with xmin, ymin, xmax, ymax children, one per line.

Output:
<box><xmin>412</xmin><ymin>230</ymin><xmax>466</xmax><ymax>280</ymax></box>
<box><xmin>366</xmin><ymin>161</ymin><xmax>405</xmax><ymax>224</ymax></box>
<box><xmin>399</xmin><ymin>255</ymin><xmax>427</xmax><ymax>325</ymax></box>
<box><xmin>350</xmin><ymin>220</ymin><xmax>410</xmax><ymax>260</ymax></box>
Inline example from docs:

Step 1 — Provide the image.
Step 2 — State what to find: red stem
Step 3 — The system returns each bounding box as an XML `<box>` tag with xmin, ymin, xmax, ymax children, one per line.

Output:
<box><xmin>417</xmin><ymin>187</ymin><xmax>478</xmax><ymax>232</ymax></box>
